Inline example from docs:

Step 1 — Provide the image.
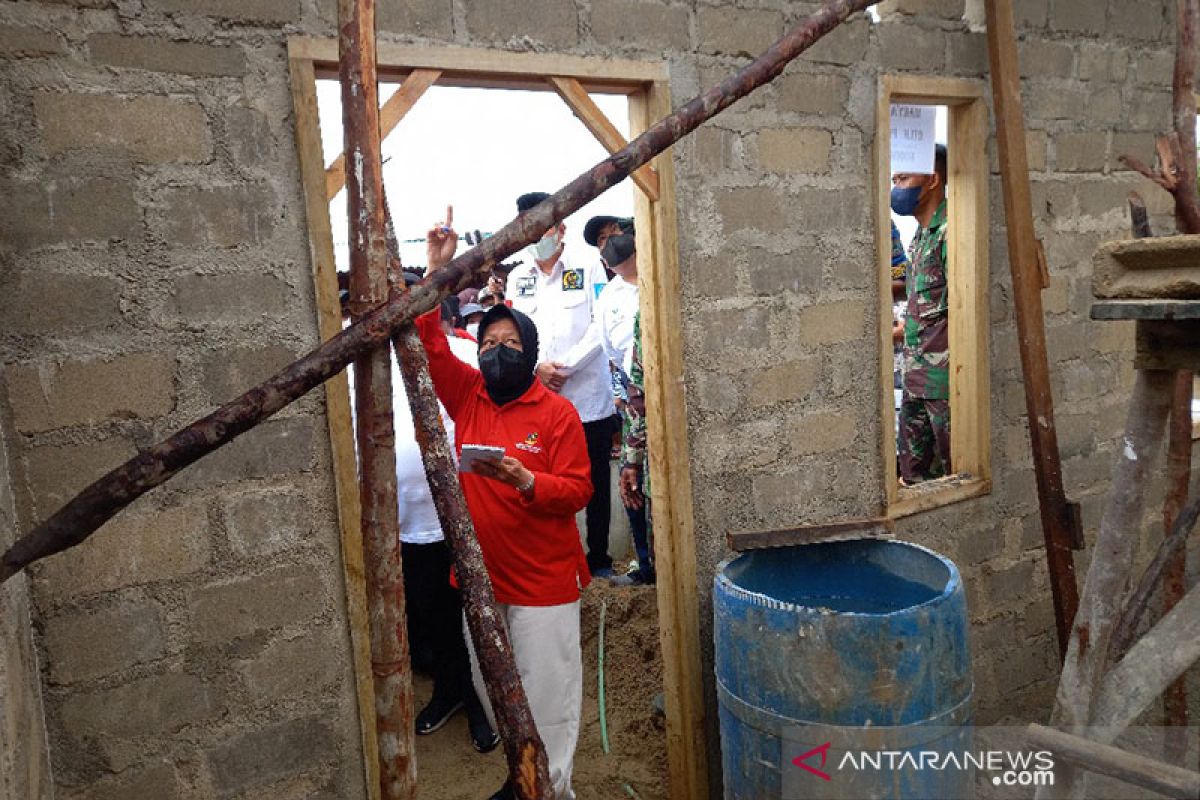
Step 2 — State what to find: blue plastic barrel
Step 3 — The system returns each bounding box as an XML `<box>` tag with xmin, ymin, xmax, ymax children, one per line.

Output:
<box><xmin>714</xmin><ymin>538</ymin><xmax>973</xmax><ymax>799</ymax></box>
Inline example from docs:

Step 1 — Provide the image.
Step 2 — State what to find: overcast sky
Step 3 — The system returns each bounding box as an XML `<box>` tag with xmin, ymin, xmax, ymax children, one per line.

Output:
<box><xmin>316</xmin><ymin>81</ymin><xmax>636</xmax><ymax>273</ymax></box>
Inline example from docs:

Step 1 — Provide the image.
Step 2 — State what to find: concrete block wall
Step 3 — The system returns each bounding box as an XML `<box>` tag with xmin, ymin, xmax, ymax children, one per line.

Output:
<box><xmin>0</xmin><ymin>0</ymin><xmax>1192</xmax><ymax>796</ymax></box>
<box><xmin>0</xmin><ymin>0</ymin><xmax>366</xmax><ymax>797</ymax></box>
<box><xmin>0</xmin><ymin>417</ymin><xmax>53</xmax><ymax>799</ymax></box>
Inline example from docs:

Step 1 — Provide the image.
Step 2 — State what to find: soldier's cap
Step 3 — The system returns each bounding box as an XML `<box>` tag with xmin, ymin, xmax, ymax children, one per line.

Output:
<box><xmin>516</xmin><ymin>192</ymin><xmax>551</xmax><ymax>213</ymax></box>
<box><xmin>584</xmin><ymin>215</ymin><xmax>635</xmax><ymax>247</ymax></box>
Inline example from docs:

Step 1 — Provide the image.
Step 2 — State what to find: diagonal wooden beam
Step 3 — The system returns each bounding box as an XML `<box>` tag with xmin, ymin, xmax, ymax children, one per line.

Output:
<box><xmin>325</xmin><ymin>67</ymin><xmax>441</xmax><ymax>201</ymax></box>
<box><xmin>547</xmin><ymin>75</ymin><xmax>660</xmax><ymax>201</ymax></box>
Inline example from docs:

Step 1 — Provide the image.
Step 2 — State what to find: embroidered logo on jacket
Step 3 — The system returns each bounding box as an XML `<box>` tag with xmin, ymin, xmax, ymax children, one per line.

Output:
<box><xmin>515</xmin><ymin>432</ymin><xmax>542</xmax><ymax>453</ymax></box>
<box><xmin>561</xmin><ymin>268</ymin><xmax>584</xmax><ymax>291</ymax></box>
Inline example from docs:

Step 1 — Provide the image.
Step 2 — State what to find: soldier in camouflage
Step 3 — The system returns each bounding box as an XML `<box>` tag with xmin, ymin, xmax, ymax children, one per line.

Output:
<box><xmin>892</xmin><ymin>144</ymin><xmax>950</xmax><ymax>483</ymax></box>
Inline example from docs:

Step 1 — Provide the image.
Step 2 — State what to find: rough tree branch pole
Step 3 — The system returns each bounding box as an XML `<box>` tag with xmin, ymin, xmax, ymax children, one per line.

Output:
<box><xmin>0</xmin><ymin>0</ymin><xmax>876</xmax><ymax>583</ymax></box>
<box><xmin>338</xmin><ymin>0</ymin><xmax>415</xmax><ymax>796</ymax></box>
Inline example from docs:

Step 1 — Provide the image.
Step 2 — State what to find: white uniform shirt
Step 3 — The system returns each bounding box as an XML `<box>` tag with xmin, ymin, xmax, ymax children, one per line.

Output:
<box><xmin>506</xmin><ymin>254</ymin><xmax>615</xmax><ymax>423</ymax></box>
<box><xmin>593</xmin><ymin>273</ymin><xmax>639</xmax><ymax>380</ymax></box>
<box><xmin>393</xmin><ymin>335</ymin><xmax>477</xmax><ymax>544</ymax></box>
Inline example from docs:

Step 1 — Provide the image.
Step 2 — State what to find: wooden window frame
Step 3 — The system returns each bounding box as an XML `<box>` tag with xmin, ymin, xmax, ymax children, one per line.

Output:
<box><xmin>286</xmin><ymin>37</ymin><xmax>708</xmax><ymax>800</ymax></box>
<box><xmin>875</xmin><ymin>75</ymin><xmax>992</xmax><ymax>518</ymax></box>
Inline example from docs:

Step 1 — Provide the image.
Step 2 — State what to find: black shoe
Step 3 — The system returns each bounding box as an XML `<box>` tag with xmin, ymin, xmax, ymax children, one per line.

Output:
<box><xmin>416</xmin><ymin>695</ymin><xmax>464</xmax><ymax>735</ymax></box>
<box><xmin>487</xmin><ymin>781</ymin><xmax>513</xmax><ymax>800</ymax></box>
<box><xmin>466</xmin><ymin>695</ymin><xmax>500</xmax><ymax>753</ymax></box>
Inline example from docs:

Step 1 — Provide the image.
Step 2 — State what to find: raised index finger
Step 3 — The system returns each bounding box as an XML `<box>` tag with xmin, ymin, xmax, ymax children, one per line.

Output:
<box><xmin>445</xmin><ymin>205</ymin><xmax>453</xmax><ymax>229</ymax></box>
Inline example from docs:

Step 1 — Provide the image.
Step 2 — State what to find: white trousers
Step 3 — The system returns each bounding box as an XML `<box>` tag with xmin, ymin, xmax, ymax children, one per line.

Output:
<box><xmin>465</xmin><ymin>601</ymin><xmax>582</xmax><ymax>800</ymax></box>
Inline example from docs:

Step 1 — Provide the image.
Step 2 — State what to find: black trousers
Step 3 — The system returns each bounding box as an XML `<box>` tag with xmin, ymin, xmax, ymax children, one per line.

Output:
<box><xmin>582</xmin><ymin>414</ymin><xmax>618</xmax><ymax>572</ymax></box>
<box><xmin>402</xmin><ymin>540</ymin><xmax>470</xmax><ymax>703</ymax></box>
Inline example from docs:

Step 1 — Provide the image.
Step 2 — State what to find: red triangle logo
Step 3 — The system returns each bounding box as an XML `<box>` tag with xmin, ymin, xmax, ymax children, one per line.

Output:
<box><xmin>792</xmin><ymin>741</ymin><xmax>833</xmax><ymax>781</ymax></box>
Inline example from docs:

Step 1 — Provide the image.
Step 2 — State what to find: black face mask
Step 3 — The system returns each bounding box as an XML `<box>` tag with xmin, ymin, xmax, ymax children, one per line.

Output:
<box><xmin>479</xmin><ymin>344</ymin><xmax>534</xmax><ymax>405</ymax></box>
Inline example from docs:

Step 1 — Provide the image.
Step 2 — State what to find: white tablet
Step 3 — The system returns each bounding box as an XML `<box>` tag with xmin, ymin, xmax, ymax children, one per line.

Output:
<box><xmin>458</xmin><ymin>444</ymin><xmax>505</xmax><ymax>473</ymax></box>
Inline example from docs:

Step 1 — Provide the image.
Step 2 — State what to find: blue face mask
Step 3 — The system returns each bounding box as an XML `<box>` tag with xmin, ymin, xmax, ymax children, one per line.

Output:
<box><xmin>890</xmin><ymin>184</ymin><xmax>923</xmax><ymax>216</ymax></box>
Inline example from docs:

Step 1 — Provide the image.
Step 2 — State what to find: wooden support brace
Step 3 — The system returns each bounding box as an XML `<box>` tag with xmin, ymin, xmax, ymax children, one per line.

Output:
<box><xmin>727</xmin><ymin>518</ymin><xmax>894</xmax><ymax>552</ymax></box>
<box><xmin>547</xmin><ymin>75</ymin><xmax>660</xmax><ymax>201</ymax></box>
<box><xmin>1027</xmin><ymin>724</ymin><xmax>1200</xmax><ymax>800</ymax></box>
<box><xmin>326</xmin><ymin>68</ymin><xmax>441</xmax><ymax>201</ymax></box>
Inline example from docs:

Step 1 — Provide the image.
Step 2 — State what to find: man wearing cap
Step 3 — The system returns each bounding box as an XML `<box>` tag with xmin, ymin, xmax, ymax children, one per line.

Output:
<box><xmin>587</xmin><ymin>216</ymin><xmax>653</xmax><ymax>585</ymax></box>
<box><xmin>507</xmin><ymin>192</ymin><xmax>617</xmax><ymax>577</ymax></box>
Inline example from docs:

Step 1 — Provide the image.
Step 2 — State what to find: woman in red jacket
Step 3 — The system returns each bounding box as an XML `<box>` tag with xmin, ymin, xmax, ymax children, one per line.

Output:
<box><xmin>420</xmin><ymin>213</ymin><xmax>593</xmax><ymax>800</ymax></box>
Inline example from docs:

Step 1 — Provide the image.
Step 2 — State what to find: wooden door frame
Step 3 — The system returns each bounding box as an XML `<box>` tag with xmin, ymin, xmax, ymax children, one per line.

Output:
<box><xmin>287</xmin><ymin>38</ymin><xmax>708</xmax><ymax>800</ymax></box>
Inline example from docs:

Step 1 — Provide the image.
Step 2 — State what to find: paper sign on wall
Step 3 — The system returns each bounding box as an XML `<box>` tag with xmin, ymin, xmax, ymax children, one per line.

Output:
<box><xmin>890</xmin><ymin>104</ymin><xmax>936</xmax><ymax>175</ymax></box>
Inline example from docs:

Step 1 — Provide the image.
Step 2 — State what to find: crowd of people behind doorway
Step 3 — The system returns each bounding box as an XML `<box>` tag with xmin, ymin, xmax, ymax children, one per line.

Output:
<box><xmin>350</xmin><ymin>194</ymin><xmax>654</xmax><ymax>800</ymax></box>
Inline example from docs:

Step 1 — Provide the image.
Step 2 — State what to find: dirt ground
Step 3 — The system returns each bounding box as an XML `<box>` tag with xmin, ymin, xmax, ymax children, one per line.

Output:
<box><xmin>413</xmin><ymin>581</ymin><xmax>669</xmax><ymax>799</ymax></box>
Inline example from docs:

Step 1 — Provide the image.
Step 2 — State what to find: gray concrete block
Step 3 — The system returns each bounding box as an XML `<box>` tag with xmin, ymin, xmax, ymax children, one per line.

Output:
<box><xmin>222</xmin><ymin>489</ymin><xmax>312</xmax><ymax>556</ymax></box>
<box><xmin>60</xmin><ymin>762</ymin><xmax>182</xmax><ymax>800</ymax></box>
<box><xmin>805</xmin><ymin>17</ymin><xmax>868</xmax><ymax>65</ymax></box>
<box><xmin>170</xmin><ymin>274</ymin><xmax>292</xmax><ymax>321</ymax></box>
<box><xmin>797</xmin><ymin>299</ymin><xmax>866</xmax><ymax>346</ymax></box>
<box><xmin>35</xmin><ymin>93</ymin><xmax>210</xmax><ymax>164</ymax></box>
<box><xmin>23</xmin><ymin>438</ymin><xmax>137</xmax><ymax>520</ymax></box>
<box><xmin>775</xmin><ymin>72</ymin><xmax>849</xmax><ymax>116</ymax></box>
<box><xmin>157</xmin><ymin>186</ymin><xmax>276</xmax><ymax>248</ymax></box>
<box><xmin>715</xmin><ymin>186</ymin><xmax>787</xmax><ymax>233</ymax></box>
<box><xmin>0</xmin><ymin>273</ymin><xmax>124</xmax><ymax>335</ymax></box>
<box><xmin>237</xmin><ymin>629</ymin><xmax>338</xmax><ymax>704</ymax></box>
<box><xmin>88</xmin><ymin>35</ymin><xmax>247</xmax><ymax>76</ymax></box>
<box><xmin>206</xmin><ymin>716</ymin><xmax>335</xmax><ymax>796</ymax></box>
<box><xmin>0</xmin><ymin>177</ymin><xmax>139</xmax><ymax>248</ymax></box>
<box><xmin>466</xmin><ymin>0</ymin><xmax>577</xmax><ymax>46</ymax></box>
<box><xmin>35</xmin><ymin>503</ymin><xmax>211</xmax><ymax>601</ymax></box>
<box><xmin>199</xmin><ymin>345</ymin><xmax>296</xmax><ymax>403</ymax></box>
<box><xmin>592</xmin><ymin>0</ymin><xmax>689</xmax><ymax>49</ymax></box>
<box><xmin>1018</xmin><ymin>38</ymin><xmax>1075</xmax><ymax>78</ymax></box>
<box><xmin>756</xmin><ymin>127</ymin><xmax>831</xmax><ymax>174</ymax></box>
<box><xmin>143</xmin><ymin>0</ymin><xmax>301</xmax><ymax>23</ymax></box>
<box><xmin>6</xmin><ymin>353</ymin><xmax>175</xmax><ymax>434</ymax></box>
<box><xmin>697</xmin><ymin>6</ymin><xmax>782</xmax><ymax>57</ymax></box>
<box><xmin>43</xmin><ymin>602</ymin><xmax>166</xmax><ymax>684</ymax></box>
<box><xmin>1050</xmin><ymin>0</ymin><xmax>1105</xmax><ymax>35</ymax></box>
<box><xmin>61</xmin><ymin>671</ymin><xmax>219</xmax><ymax>737</ymax></box>
<box><xmin>745</xmin><ymin>247</ymin><xmax>821</xmax><ymax>296</ymax></box>
<box><xmin>180</xmin><ymin>417</ymin><xmax>315</xmax><ymax>487</ymax></box>
<box><xmin>0</xmin><ymin>25</ymin><xmax>64</xmax><ymax>56</ymax></box>
<box><xmin>1054</xmin><ymin>131</ymin><xmax>1107</xmax><ymax>172</ymax></box>
<box><xmin>190</xmin><ymin>564</ymin><xmax>328</xmax><ymax>644</ymax></box>
<box><xmin>877</xmin><ymin>23</ymin><xmax>946</xmax><ymax>72</ymax></box>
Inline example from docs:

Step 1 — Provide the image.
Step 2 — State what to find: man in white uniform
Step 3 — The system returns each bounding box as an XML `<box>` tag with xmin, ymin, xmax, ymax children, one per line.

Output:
<box><xmin>586</xmin><ymin>217</ymin><xmax>654</xmax><ymax>585</ymax></box>
<box><xmin>507</xmin><ymin>192</ymin><xmax>617</xmax><ymax>577</ymax></box>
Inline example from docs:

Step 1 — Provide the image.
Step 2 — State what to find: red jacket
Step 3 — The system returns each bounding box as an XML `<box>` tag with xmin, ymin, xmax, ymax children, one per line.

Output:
<box><xmin>416</xmin><ymin>310</ymin><xmax>593</xmax><ymax>605</ymax></box>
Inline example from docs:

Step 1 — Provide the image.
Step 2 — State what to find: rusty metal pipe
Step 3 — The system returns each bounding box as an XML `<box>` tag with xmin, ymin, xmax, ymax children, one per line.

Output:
<box><xmin>338</xmin><ymin>0</ymin><xmax>415</xmax><ymax>795</ymax></box>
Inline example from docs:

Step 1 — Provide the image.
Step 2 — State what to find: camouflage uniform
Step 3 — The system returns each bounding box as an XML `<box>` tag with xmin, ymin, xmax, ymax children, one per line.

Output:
<box><xmin>899</xmin><ymin>200</ymin><xmax>950</xmax><ymax>482</ymax></box>
<box><xmin>621</xmin><ymin>312</ymin><xmax>653</xmax><ymax>577</ymax></box>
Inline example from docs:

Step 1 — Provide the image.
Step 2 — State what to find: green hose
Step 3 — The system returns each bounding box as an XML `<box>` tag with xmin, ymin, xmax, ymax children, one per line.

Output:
<box><xmin>599</xmin><ymin>599</ymin><xmax>610</xmax><ymax>754</ymax></box>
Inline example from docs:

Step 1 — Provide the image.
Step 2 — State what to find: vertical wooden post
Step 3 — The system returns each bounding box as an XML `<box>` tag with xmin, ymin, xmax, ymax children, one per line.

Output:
<box><xmin>1162</xmin><ymin>371</ymin><xmax>1192</xmax><ymax>761</ymax></box>
<box><xmin>337</xmin><ymin>0</ymin><xmax>415</xmax><ymax>797</ymax></box>
<box><xmin>984</xmin><ymin>0</ymin><xmax>1080</xmax><ymax>659</ymax></box>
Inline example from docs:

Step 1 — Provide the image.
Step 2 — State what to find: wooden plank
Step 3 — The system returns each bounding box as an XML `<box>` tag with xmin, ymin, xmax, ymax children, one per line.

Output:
<box><xmin>884</xmin><ymin>73</ymin><xmax>985</xmax><ymax>105</ymax></box>
<box><xmin>287</xmin><ymin>55</ymin><xmax>380</xmax><ymax>800</ymax></box>
<box><xmin>946</xmin><ymin>95</ymin><xmax>991</xmax><ymax>484</ymax></box>
<box><xmin>875</xmin><ymin>77</ymin><xmax>900</xmax><ymax>510</ymax></box>
<box><xmin>1090</xmin><ymin>298</ymin><xmax>1200</xmax><ymax>320</ymax></box>
<box><xmin>888</xmin><ymin>477</ymin><xmax>991</xmax><ymax>519</ymax></box>
<box><xmin>984</xmin><ymin>0</ymin><xmax>1080</xmax><ymax>659</ymax></box>
<box><xmin>325</xmin><ymin>68</ymin><xmax>441</xmax><ymax>201</ymax></box>
<box><xmin>728</xmin><ymin>518</ymin><xmax>895</xmax><ymax>552</ymax></box>
<box><xmin>1027</xmin><ymin>724</ymin><xmax>1200</xmax><ymax>799</ymax></box>
<box><xmin>631</xmin><ymin>81</ymin><xmax>710</xmax><ymax>800</ymax></box>
<box><xmin>546</xmin><ymin>76</ymin><xmax>660</xmax><ymax>201</ymax></box>
<box><xmin>287</xmin><ymin>36</ymin><xmax>666</xmax><ymax>89</ymax></box>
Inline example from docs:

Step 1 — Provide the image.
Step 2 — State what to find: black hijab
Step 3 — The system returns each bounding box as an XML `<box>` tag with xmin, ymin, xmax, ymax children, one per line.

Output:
<box><xmin>476</xmin><ymin>304</ymin><xmax>539</xmax><ymax>405</ymax></box>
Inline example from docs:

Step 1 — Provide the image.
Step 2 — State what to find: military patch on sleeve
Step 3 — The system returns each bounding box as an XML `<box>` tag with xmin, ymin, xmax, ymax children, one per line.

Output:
<box><xmin>561</xmin><ymin>268</ymin><xmax>584</xmax><ymax>291</ymax></box>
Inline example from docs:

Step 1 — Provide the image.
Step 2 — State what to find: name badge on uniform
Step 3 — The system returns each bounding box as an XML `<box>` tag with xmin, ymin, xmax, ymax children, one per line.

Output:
<box><xmin>516</xmin><ymin>276</ymin><xmax>536</xmax><ymax>298</ymax></box>
<box><xmin>561</xmin><ymin>268</ymin><xmax>584</xmax><ymax>291</ymax></box>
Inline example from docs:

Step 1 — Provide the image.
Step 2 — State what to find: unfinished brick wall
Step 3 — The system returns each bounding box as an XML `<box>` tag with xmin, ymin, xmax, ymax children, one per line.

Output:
<box><xmin>0</xmin><ymin>1</ymin><xmax>367</xmax><ymax>797</ymax></box>
<box><xmin>0</xmin><ymin>418</ymin><xmax>53</xmax><ymax>798</ymax></box>
<box><xmin>0</xmin><ymin>0</ymin><xmax>1194</xmax><ymax>797</ymax></box>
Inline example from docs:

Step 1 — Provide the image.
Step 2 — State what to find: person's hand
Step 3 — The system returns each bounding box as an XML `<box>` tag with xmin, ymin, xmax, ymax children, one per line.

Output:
<box><xmin>426</xmin><ymin>205</ymin><xmax>457</xmax><ymax>272</ymax></box>
<box><xmin>536</xmin><ymin>361</ymin><xmax>568</xmax><ymax>392</ymax></box>
<box><xmin>487</xmin><ymin>274</ymin><xmax>505</xmax><ymax>296</ymax></box>
<box><xmin>619</xmin><ymin>466</ymin><xmax>643</xmax><ymax>510</ymax></box>
<box><xmin>891</xmin><ymin>320</ymin><xmax>904</xmax><ymax>344</ymax></box>
<box><xmin>470</xmin><ymin>456</ymin><xmax>533</xmax><ymax>490</ymax></box>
